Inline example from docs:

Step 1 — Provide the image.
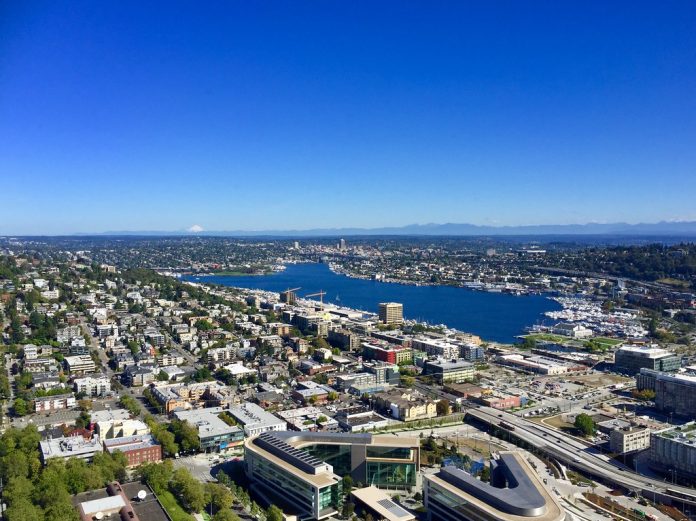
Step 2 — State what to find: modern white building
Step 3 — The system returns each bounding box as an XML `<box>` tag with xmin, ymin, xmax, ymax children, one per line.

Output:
<box><xmin>228</xmin><ymin>402</ymin><xmax>286</xmax><ymax>437</ymax></box>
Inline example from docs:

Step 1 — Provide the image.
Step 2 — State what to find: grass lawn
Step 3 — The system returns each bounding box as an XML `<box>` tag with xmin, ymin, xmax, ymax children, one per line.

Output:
<box><xmin>592</xmin><ymin>337</ymin><xmax>623</xmax><ymax>346</ymax></box>
<box><xmin>157</xmin><ymin>489</ymin><xmax>195</xmax><ymax>521</ymax></box>
<box><xmin>657</xmin><ymin>278</ymin><xmax>690</xmax><ymax>289</ymax></box>
<box><xmin>524</xmin><ymin>333</ymin><xmax>570</xmax><ymax>343</ymax></box>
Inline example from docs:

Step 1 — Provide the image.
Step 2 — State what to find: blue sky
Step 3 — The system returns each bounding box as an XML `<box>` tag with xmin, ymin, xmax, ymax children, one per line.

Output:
<box><xmin>1</xmin><ymin>1</ymin><xmax>695</xmax><ymax>234</ymax></box>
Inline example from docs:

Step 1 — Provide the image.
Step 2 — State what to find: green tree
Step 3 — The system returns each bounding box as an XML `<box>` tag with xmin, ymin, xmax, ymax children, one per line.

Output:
<box><xmin>213</xmin><ymin>511</ymin><xmax>241</xmax><ymax>521</ymax></box>
<box><xmin>171</xmin><ymin>419</ymin><xmax>200</xmax><ymax>452</ymax></box>
<box><xmin>138</xmin><ymin>461</ymin><xmax>173</xmax><ymax>494</ymax></box>
<box><xmin>4</xmin><ymin>499</ymin><xmax>44</xmax><ymax>521</ymax></box>
<box><xmin>342</xmin><ymin>474</ymin><xmax>353</xmax><ymax>494</ymax></box>
<box><xmin>266</xmin><ymin>505</ymin><xmax>284</xmax><ymax>521</ymax></box>
<box><xmin>205</xmin><ymin>482</ymin><xmax>234</xmax><ymax>512</ymax></box>
<box><xmin>574</xmin><ymin>413</ymin><xmax>596</xmax><ymax>436</ymax></box>
<box><xmin>436</xmin><ymin>399</ymin><xmax>450</xmax><ymax>416</ymax></box>
<box><xmin>13</xmin><ymin>398</ymin><xmax>28</xmax><ymax>417</ymax></box>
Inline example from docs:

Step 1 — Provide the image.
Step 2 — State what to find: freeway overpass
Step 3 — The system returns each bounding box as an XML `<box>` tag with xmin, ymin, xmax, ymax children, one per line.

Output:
<box><xmin>466</xmin><ymin>405</ymin><xmax>696</xmax><ymax>516</ymax></box>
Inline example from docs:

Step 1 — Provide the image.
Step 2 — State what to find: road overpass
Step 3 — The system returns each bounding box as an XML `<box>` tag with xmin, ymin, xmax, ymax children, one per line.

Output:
<box><xmin>465</xmin><ymin>405</ymin><xmax>696</xmax><ymax>515</ymax></box>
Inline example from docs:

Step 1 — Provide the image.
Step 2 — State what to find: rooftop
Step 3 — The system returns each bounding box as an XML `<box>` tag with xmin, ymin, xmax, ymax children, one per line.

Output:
<box><xmin>173</xmin><ymin>407</ymin><xmax>243</xmax><ymax>439</ymax></box>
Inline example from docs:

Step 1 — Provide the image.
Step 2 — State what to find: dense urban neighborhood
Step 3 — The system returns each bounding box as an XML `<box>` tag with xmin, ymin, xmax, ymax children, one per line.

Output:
<box><xmin>0</xmin><ymin>237</ymin><xmax>694</xmax><ymax>521</ymax></box>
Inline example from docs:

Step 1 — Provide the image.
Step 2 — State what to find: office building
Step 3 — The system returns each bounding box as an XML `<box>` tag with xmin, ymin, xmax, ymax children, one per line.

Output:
<box><xmin>614</xmin><ymin>345</ymin><xmax>680</xmax><ymax>375</ymax></box>
<box><xmin>64</xmin><ymin>355</ymin><xmax>97</xmax><ymax>375</ymax></box>
<box><xmin>173</xmin><ymin>407</ymin><xmax>245</xmax><ymax>452</ymax></box>
<box><xmin>363</xmin><ymin>361</ymin><xmax>401</xmax><ymax>385</ymax></box>
<box><xmin>228</xmin><ymin>402</ymin><xmax>286</xmax><ymax>437</ymax></box>
<box><xmin>351</xmin><ymin>487</ymin><xmax>415</xmax><ymax>521</ymax></box>
<box><xmin>637</xmin><ymin>369</ymin><xmax>696</xmax><ymax>419</ymax></box>
<box><xmin>245</xmin><ymin>431</ymin><xmax>419</xmax><ymax>520</ymax></box>
<box><xmin>423</xmin><ymin>359</ymin><xmax>475</xmax><ymax>384</ymax></box>
<box><xmin>609</xmin><ymin>426</ymin><xmax>651</xmax><ymax>454</ymax></box>
<box><xmin>378</xmin><ymin>303</ymin><xmax>403</xmax><ymax>325</ymax></box>
<box><xmin>650</xmin><ymin>422</ymin><xmax>696</xmax><ymax>480</ymax></box>
<box><xmin>424</xmin><ymin>452</ymin><xmax>565</xmax><ymax>521</ymax></box>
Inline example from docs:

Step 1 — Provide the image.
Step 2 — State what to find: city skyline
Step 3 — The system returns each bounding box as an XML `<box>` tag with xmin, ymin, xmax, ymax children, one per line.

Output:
<box><xmin>2</xmin><ymin>2</ymin><xmax>696</xmax><ymax>234</ymax></box>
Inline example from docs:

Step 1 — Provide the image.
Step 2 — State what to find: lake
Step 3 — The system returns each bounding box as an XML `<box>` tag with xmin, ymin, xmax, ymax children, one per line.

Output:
<box><xmin>183</xmin><ymin>263</ymin><xmax>561</xmax><ymax>343</ymax></box>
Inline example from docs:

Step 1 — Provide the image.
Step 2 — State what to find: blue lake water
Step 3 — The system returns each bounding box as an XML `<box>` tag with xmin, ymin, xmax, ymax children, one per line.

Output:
<box><xmin>183</xmin><ymin>263</ymin><xmax>561</xmax><ymax>343</ymax></box>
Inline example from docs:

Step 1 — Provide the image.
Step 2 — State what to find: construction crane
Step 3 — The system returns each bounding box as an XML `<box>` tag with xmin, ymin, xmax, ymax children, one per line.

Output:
<box><xmin>305</xmin><ymin>290</ymin><xmax>326</xmax><ymax>309</ymax></box>
<box><xmin>280</xmin><ymin>287</ymin><xmax>301</xmax><ymax>304</ymax></box>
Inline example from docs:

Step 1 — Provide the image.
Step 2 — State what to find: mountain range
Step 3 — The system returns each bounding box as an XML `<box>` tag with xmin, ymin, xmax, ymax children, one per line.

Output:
<box><xmin>87</xmin><ymin>221</ymin><xmax>696</xmax><ymax>237</ymax></box>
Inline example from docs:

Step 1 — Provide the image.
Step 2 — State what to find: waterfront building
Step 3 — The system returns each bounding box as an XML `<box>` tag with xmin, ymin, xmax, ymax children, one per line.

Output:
<box><xmin>424</xmin><ymin>452</ymin><xmax>565</xmax><ymax>521</ymax></box>
<box><xmin>423</xmin><ymin>358</ymin><xmax>475</xmax><ymax>384</ymax></box>
<box><xmin>614</xmin><ymin>345</ymin><xmax>680</xmax><ymax>376</ymax></box>
<box><xmin>244</xmin><ymin>431</ymin><xmax>419</xmax><ymax>520</ymax></box>
<box><xmin>378</xmin><ymin>302</ymin><xmax>403</xmax><ymax>325</ymax></box>
<box><xmin>460</xmin><ymin>343</ymin><xmax>485</xmax><ymax>361</ymax></box>
<box><xmin>411</xmin><ymin>337</ymin><xmax>459</xmax><ymax>359</ymax></box>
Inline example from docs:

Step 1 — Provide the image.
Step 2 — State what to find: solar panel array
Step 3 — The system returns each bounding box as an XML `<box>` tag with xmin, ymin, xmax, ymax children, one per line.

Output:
<box><xmin>256</xmin><ymin>432</ymin><xmax>326</xmax><ymax>474</ymax></box>
<box><xmin>377</xmin><ymin>498</ymin><xmax>410</xmax><ymax>518</ymax></box>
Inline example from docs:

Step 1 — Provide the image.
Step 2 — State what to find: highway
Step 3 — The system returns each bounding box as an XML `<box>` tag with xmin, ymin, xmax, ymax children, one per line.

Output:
<box><xmin>466</xmin><ymin>405</ymin><xmax>696</xmax><ymax>512</ymax></box>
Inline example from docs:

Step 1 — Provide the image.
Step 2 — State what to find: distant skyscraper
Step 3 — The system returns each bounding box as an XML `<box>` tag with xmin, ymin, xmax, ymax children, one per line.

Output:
<box><xmin>339</xmin><ymin>238</ymin><xmax>346</xmax><ymax>251</ymax></box>
<box><xmin>294</xmin><ymin>241</ymin><xmax>300</xmax><ymax>250</ymax></box>
<box><xmin>379</xmin><ymin>302</ymin><xmax>403</xmax><ymax>325</ymax></box>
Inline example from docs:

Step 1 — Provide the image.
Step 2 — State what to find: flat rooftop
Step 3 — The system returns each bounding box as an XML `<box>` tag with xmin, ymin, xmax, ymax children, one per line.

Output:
<box><xmin>351</xmin><ymin>486</ymin><xmax>415</xmax><ymax>521</ymax></box>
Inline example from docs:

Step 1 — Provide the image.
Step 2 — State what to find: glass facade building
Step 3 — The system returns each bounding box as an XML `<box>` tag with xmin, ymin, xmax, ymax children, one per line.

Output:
<box><xmin>245</xmin><ymin>431</ymin><xmax>420</xmax><ymax>520</ymax></box>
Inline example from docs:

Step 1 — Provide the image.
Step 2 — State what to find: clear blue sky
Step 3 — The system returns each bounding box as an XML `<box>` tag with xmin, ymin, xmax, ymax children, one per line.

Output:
<box><xmin>1</xmin><ymin>1</ymin><xmax>695</xmax><ymax>234</ymax></box>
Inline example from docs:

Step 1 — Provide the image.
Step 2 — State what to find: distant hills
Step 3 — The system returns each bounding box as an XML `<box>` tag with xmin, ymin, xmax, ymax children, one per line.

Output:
<box><xmin>87</xmin><ymin>221</ymin><xmax>696</xmax><ymax>237</ymax></box>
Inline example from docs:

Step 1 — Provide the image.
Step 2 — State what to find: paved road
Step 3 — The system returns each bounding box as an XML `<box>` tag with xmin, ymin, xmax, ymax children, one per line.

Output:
<box><xmin>467</xmin><ymin>405</ymin><xmax>696</xmax><ymax>512</ymax></box>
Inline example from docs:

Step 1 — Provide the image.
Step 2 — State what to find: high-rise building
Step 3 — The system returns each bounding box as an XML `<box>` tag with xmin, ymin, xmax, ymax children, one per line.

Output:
<box><xmin>339</xmin><ymin>238</ymin><xmax>346</xmax><ymax>251</ymax></box>
<box><xmin>378</xmin><ymin>302</ymin><xmax>403</xmax><ymax>325</ymax></box>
